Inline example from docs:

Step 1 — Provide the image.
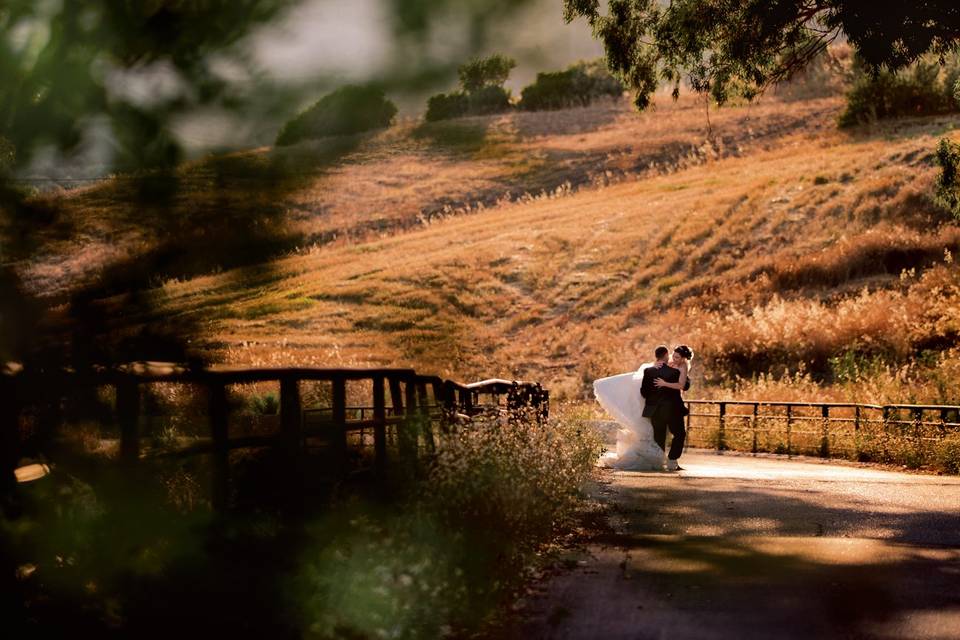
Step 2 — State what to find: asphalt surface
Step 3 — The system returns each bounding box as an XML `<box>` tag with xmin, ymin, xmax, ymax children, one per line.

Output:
<box><xmin>519</xmin><ymin>450</ymin><xmax>960</xmax><ymax>640</ymax></box>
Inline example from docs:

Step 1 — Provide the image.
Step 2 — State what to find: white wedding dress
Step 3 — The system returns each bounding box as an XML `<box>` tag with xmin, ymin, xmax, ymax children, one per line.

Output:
<box><xmin>594</xmin><ymin>364</ymin><xmax>665</xmax><ymax>470</ymax></box>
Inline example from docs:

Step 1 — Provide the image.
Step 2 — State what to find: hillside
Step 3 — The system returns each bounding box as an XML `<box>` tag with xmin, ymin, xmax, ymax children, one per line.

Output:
<box><xmin>20</xmin><ymin>94</ymin><xmax>836</xmax><ymax>298</ymax></box>
<box><xmin>16</xmin><ymin>93</ymin><xmax>960</xmax><ymax>403</ymax></box>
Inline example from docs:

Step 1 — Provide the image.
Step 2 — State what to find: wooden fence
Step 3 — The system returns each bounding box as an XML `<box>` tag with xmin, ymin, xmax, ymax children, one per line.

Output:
<box><xmin>684</xmin><ymin>399</ymin><xmax>960</xmax><ymax>461</ymax></box>
<box><xmin>1</xmin><ymin>363</ymin><xmax>549</xmax><ymax>509</ymax></box>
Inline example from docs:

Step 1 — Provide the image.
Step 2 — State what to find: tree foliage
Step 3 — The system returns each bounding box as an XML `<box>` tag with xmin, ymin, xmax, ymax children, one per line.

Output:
<box><xmin>0</xmin><ymin>0</ymin><xmax>296</xmax><ymax>171</ymax></box>
<box><xmin>425</xmin><ymin>54</ymin><xmax>515</xmax><ymax>121</ymax></box>
<box><xmin>519</xmin><ymin>59</ymin><xmax>624</xmax><ymax>111</ymax></box>
<box><xmin>839</xmin><ymin>57</ymin><xmax>960</xmax><ymax>127</ymax></box>
<box><xmin>563</xmin><ymin>0</ymin><xmax>960</xmax><ymax>109</ymax></box>
<box><xmin>935</xmin><ymin>137</ymin><xmax>960</xmax><ymax>221</ymax></box>
<box><xmin>276</xmin><ymin>86</ymin><xmax>397</xmax><ymax>146</ymax></box>
<box><xmin>425</xmin><ymin>92</ymin><xmax>470</xmax><ymax>122</ymax></box>
<box><xmin>457</xmin><ymin>54</ymin><xmax>516</xmax><ymax>92</ymax></box>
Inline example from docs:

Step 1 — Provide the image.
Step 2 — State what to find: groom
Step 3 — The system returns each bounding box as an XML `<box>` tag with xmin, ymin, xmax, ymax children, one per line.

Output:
<box><xmin>640</xmin><ymin>345</ymin><xmax>691</xmax><ymax>471</ymax></box>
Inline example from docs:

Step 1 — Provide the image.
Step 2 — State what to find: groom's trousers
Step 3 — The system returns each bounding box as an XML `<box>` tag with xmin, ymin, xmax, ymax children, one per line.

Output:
<box><xmin>651</xmin><ymin>405</ymin><xmax>686</xmax><ymax>461</ymax></box>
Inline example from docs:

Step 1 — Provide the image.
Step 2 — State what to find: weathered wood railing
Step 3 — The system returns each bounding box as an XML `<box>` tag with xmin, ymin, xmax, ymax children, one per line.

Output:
<box><xmin>1</xmin><ymin>363</ymin><xmax>548</xmax><ymax>508</ymax></box>
<box><xmin>684</xmin><ymin>399</ymin><xmax>960</xmax><ymax>459</ymax></box>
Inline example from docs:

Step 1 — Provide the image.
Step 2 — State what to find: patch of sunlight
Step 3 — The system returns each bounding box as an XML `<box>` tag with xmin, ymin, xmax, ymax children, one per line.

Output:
<box><xmin>750</xmin><ymin>536</ymin><xmax>960</xmax><ymax>566</ymax></box>
<box><xmin>15</xmin><ymin>463</ymin><xmax>51</xmax><ymax>483</ymax></box>
<box><xmin>626</xmin><ymin>552</ymin><xmax>714</xmax><ymax>574</ymax></box>
<box><xmin>865</xmin><ymin>607</ymin><xmax>960</xmax><ymax>640</ymax></box>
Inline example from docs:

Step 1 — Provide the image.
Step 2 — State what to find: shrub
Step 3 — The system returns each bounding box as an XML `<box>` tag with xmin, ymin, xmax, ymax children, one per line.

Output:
<box><xmin>276</xmin><ymin>85</ymin><xmax>397</xmax><ymax>146</ymax></box>
<box><xmin>458</xmin><ymin>54</ymin><xmax>516</xmax><ymax>92</ymax></box>
<box><xmin>838</xmin><ymin>58</ymin><xmax>957</xmax><ymax>128</ymax></box>
<box><xmin>935</xmin><ymin>431</ymin><xmax>960</xmax><ymax>474</ymax></box>
<box><xmin>293</xmin><ymin>407</ymin><xmax>601</xmax><ymax>637</ymax></box>
<box><xmin>466</xmin><ymin>85</ymin><xmax>511</xmax><ymax>115</ymax></box>
<box><xmin>519</xmin><ymin>59</ymin><xmax>624</xmax><ymax>111</ymax></box>
<box><xmin>250</xmin><ymin>392</ymin><xmax>279</xmax><ymax>415</ymax></box>
<box><xmin>935</xmin><ymin>137</ymin><xmax>960</xmax><ymax>221</ymax></box>
<box><xmin>424</xmin><ymin>53</ymin><xmax>516</xmax><ymax>122</ymax></box>
<box><xmin>425</xmin><ymin>86</ymin><xmax>512</xmax><ymax>121</ymax></box>
<box><xmin>425</xmin><ymin>91</ymin><xmax>469</xmax><ymax>122</ymax></box>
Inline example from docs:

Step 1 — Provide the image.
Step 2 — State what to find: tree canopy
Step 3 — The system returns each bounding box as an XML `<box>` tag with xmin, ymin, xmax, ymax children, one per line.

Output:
<box><xmin>457</xmin><ymin>54</ymin><xmax>517</xmax><ymax>92</ymax></box>
<box><xmin>563</xmin><ymin>0</ymin><xmax>960</xmax><ymax>109</ymax></box>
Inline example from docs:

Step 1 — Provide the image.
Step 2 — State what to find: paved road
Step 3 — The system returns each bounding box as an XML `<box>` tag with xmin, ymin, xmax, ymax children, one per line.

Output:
<box><xmin>519</xmin><ymin>450</ymin><xmax>960</xmax><ymax>640</ymax></box>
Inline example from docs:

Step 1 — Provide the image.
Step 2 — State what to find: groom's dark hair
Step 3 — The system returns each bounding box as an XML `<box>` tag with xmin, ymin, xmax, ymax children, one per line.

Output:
<box><xmin>655</xmin><ymin>345</ymin><xmax>669</xmax><ymax>359</ymax></box>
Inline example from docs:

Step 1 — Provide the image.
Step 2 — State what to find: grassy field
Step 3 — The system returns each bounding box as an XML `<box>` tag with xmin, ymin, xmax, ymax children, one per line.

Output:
<box><xmin>16</xmin><ymin>89</ymin><xmax>960</xmax><ymax>405</ymax></box>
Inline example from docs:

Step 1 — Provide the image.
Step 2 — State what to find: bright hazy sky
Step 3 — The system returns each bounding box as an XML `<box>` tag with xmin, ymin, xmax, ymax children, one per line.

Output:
<box><xmin>249</xmin><ymin>0</ymin><xmax>604</xmax><ymax>100</ymax></box>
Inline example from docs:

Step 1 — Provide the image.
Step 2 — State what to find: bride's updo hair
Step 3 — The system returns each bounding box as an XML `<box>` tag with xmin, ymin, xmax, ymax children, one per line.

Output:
<box><xmin>674</xmin><ymin>345</ymin><xmax>694</xmax><ymax>360</ymax></box>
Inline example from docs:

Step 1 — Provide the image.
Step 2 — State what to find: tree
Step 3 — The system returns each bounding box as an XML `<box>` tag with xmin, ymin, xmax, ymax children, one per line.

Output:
<box><xmin>563</xmin><ymin>0</ymin><xmax>960</xmax><ymax>109</ymax></box>
<box><xmin>457</xmin><ymin>54</ymin><xmax>516</xmax><ymax>92</ymax></box>
<box><xmin>935</xmin><ymin>137</ymin><xmax>960</xmax><ymax>221</ymax></box>
<box><xmin>276</xmin><ymin>85</ymin><xmax>397</xmax><ymax>145</ymax></box>
<box><xmin>424</xmin><ymin>54</ymin><xmax>516</xmax><ymax>121</ymax></box>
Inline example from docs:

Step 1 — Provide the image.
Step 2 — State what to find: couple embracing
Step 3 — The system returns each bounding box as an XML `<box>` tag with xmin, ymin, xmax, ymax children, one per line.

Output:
<box><xmin>595</xmin><ymin>344</ymin><xmax>695</xmax><ymax>472</ymax></box>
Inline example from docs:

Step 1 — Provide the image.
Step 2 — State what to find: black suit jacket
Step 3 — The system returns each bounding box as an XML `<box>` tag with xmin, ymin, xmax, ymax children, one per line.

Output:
<box><xmin>640</xmin><ymin>364</ymin><xmax>690</xmax><ymax>419</ymax></box>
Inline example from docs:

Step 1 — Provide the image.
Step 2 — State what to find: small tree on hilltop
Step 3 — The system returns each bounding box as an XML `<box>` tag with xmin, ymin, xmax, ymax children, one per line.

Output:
<box><xmin>458</xmin><ymin>54</ymin><xmax>516</xmax><ymax>92</ymax></box>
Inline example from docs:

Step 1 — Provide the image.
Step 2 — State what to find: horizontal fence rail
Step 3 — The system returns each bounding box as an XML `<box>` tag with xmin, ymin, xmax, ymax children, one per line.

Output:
<box><xmin>684</xmin><ymin>400</ymin><xmax>960</xmax><ymax>461</ymax></box>
<box><xmin>1</xmin><ymin>363</ymin><xmax>549</xmax><ymax>509</ymax></box>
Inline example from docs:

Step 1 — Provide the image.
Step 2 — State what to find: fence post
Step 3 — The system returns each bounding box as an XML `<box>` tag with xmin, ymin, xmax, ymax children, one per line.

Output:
<box><xmin>209</xmin><ymin>382</ymin><xmax>229</xmax><ymax>511</ymax></box>
<box><xmin>373</xmin><ymin>375</ymin><xmax>387</xmax><ymax>478</ymax></box>
<box><xmin>417</xmin><ymin>381</ymin><xmax>435</xmax><ymax>453</ymax></box>
<box><xmin>1</xmin><ymin>374</ymin><xmax>20</xmax><ymax>497</ymax></box>
<box><xmin>438</xmin><ymin>381</ymin><xmax>457</xmax><ymax>432</ymax></box>
<box><xmin>751</xmin><ymin>403</ymin><xmax>759</xmax><ymax>454</ymax></box>
<box><xmin>458</xmin><ymin>387</ymin><xmax>473</xmax><ymax>416</ymax></box>
<box><xmin>717</xmin><ymin>402</ymin><xmax>726</xmax><ymax>451</ymax></box>
<box><xmin>820</xmin><ymin>405</ymin><xmax>830</xmax><ymax>458</ymax></box>
<box><xmin>538</xmin><ymin>386</ymin><xmax>549</xmax><ymax>425</ymax></box>
<box><xmin>117</xmin><ymin>377</ymin><xmax>140</xmax><ymax>467</ymax></box>
<box><xmin>400</xmin><ymin>378</ymin><xmax>419</xmax><ymax>462</ymax></box>
<box><xmin>388</xmin><ymin>377</ymin><xmax>404</xmax><ymax>414</ymax></box>
<box><xmin>280</xmin><ymin>376</ymin><xmax>303</xmax><ymax>459</ymax></box>
<box><xmin>331</xmin><ymin>375</ymin><xmax>347</xmax><ymax>467</ymax></box>
<box><xmin>882</xmin><ymin>406</ymin><xmax>891</xmax><ymax>459</ymax></box>
<box><xmin>854</xmin><ymin>405</ymin><xmax>862</xmax><ymax>459</ymax></box>
<box><xmin>786</xmin><ymin>405</ymin><xmax>793</xmax><ymax>457</ymax></box>
<box><xmin>913</xmin><ymin>408</ymin><xmax>924</xmax><ymax>464</ymax></box>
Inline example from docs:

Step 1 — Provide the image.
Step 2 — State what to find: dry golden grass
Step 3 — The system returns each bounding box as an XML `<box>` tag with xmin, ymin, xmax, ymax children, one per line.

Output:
<box><xmin>20</xmin><ymin>93</ymin><xmax>838</xmax><ymax>297</ymax></box>
<box><xmin>14</xmin><ymin>88</ymin><xmax>960</xmax><ymax>405</ymax></box>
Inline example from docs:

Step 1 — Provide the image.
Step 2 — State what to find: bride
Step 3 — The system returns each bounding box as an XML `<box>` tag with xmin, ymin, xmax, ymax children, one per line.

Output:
<box><xmin>594</xmin><ymin>346</ymin><xmax>689</xmax><ymax>471</ymax></box>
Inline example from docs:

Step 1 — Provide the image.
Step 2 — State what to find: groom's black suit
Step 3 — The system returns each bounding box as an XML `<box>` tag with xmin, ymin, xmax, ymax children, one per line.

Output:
<box><xmin>640</xmin><ymin>363</ymin><xmax>690</xmax><ymax>461</ymax></box>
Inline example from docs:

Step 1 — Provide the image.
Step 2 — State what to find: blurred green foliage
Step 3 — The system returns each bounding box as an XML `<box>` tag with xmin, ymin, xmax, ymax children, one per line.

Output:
<box><xmin>0</xmin><ymin>0</ymin><xmax>295</xmax><ymax>171</ymax></box>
